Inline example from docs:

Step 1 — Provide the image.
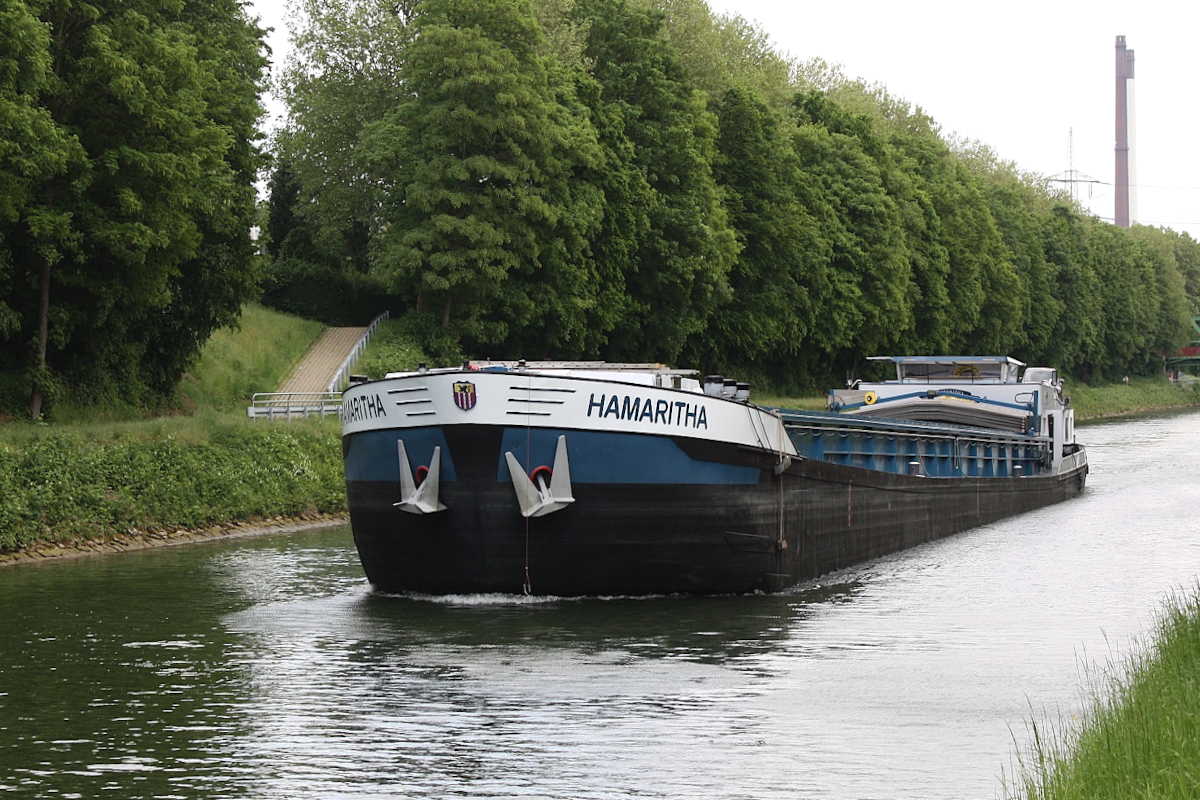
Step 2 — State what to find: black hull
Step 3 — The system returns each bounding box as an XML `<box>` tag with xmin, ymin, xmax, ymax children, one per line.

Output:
<box><xmin>346</xmin><ymin>436</ymin><xmax>1088</xmax><ymax>596</ymax></box>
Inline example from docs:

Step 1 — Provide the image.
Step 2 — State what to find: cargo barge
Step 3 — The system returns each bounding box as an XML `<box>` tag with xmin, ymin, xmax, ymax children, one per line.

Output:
<box><xmin>341</xmin><ymin>356</ymin><xmax>1087</xmax><ymax>595</ymax></box>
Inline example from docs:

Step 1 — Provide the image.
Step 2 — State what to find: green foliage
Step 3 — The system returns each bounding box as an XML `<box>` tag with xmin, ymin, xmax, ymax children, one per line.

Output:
<box><xmin>791</xmin><ymin>90</ymin><xmax>913</xmax><ymax>363</ymax></box>
<box><xmin>0</xmin><ymin>0</ymin><xmax>266</xmax><ymax>418</ymax></box>
<box><xmin>701</xmin><ymin>84</ymin><xmax>820</xmax><ymax>372</ymax></box>
<box><xmin>646</xmin><ymin>0</ymin><xmax>794</xmax><ymax>110</ymax></box>
<box><xmin>351</xmin><ymin>318</ymin><xmax>430</xmax><ymax>379</ymax></box>
<box><xmin>973</xmin><ymin>164</ymin><xmax>1065</xmax><ymax>361</ymax></box>
<box><xmin>0</xmin><ymin>419</ymin><xmax>344</xmax><ymax>553</ymax></box>
<box><xmin>268</xmin><ymin>0</ymin><xmax>1200</xmax><ymax>386</ymax></box>
<box><xmin>578</xmin><ymin>0</ymin><xmax>737</xmax><ymax>361</ymax></box>
<box><xmin>276</xmin><ymin>0</ymin><xmax>412</xmax><ymax>260</ymax></box>
<box><xmin>370</xmin><ymin>0</ymin><xmax>608</xmax><ymax>356</ymax></box>
<box><xmin>260</xmin><ymin>255</ymin><xmax>401</xmax><ymax>327</ymax></box>
<box><xmin>274</xmin><ymin>0</ymin><xmax>411</xmax><ymax>273</ymax></box>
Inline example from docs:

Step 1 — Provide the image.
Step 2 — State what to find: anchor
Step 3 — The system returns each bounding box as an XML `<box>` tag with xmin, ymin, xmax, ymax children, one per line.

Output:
<box><xmin>505</xmin><ymin>435</ymin><xmax>575</xmax><ymax>518</ymax></box>
<box><xmin>394</xmin><ymin>441</ymin><xmax>447</xmax><ymax>514</ymax></box>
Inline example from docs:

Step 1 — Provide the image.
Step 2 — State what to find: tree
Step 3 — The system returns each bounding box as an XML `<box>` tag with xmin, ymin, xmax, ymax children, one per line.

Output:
<box><xmin>968</xmin><ymin>158</ymin><xmax>1065</xmax><ymax>363</ymax></box>
<box><xmin>702</xmin><ymin>84</ymin><xmax>823</xmax><ymax>374</ymax></box>
<box><xmin>275</xmin><ymin>0</ymin><xmax>413</xmax><ymax>273</ymax></box>
<box><xmin>0</xmin><ymin>0</ymin><xmax>266</xmax><ymax>416</ymax></box>
<box><xmin>791</xmin><ymin>90</ymin><xmax>913</xmax><ymax>366</ymax></box>
<box><xmin>1128</xmin><ymin>226</ymin><xmax>1190</xmax><ymax>366</ymax></box>
<box><xmin>131</xmin><ymin>0</ymin><xmax>269</xmax><ymax>398</ymax></box>
<box><xmin>371</xmin><ymin>0</ymin><xmax>606</xmax><ymax>354</ymax></box>
<box><xmin>648</xmin><ymin>0</ymin><xmax>793</xmax><ymax>110</ymax></box>
<box><xmin>0</xmin><ymin>0</ymin><xmax>83</xmax><ymax>415</ymax></box>
<box><xmin>576</xmin><ymin>0</ymin><xmax>737</xmax><ymax>361</ymax></box>
<box><xmin>1039</xmin><ymin>207</ymin><xmax>1103</xmax><ymax>377</ymax></box>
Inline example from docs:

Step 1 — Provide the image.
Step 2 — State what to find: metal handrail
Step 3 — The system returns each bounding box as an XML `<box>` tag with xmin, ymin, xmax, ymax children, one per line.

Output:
<box><xmin>247</xmin><ymin>310</ymin><xmax>391</xmax><ymax>420</ymax></box>
<box><xmin>247</xmin><ymin>391</ymin><xmax>342</xmax><ymax>420</ymax></box>
<box><xmin>326</xmin><ymin>310</ymin><xmax>390</xmax><ymax>393</ymax></box>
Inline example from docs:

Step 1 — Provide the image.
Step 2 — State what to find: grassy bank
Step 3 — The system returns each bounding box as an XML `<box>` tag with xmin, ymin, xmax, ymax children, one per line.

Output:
<box><xmin>1006</xmin><ymin>586</ymin><xmax>1200</xmax><ymax>800</ymax></box>
<box><xmin>0</xmin><ymin>418</ymin><xmax>343</xmax><ymax>552</ymax></box>
<box><xmin>1066</xmin><ymin>376</ymin><xmax>1200</xmax><ymax>420</ymax></box>
<box><xmin>176</xmin><ymin>303</ymin><xmax>324</xmax><ymax>412</ymax></box>
<box><xmin>0</xmin><ymin>304</ymin><xmax>342</xmax><ymax>555</ymax></box>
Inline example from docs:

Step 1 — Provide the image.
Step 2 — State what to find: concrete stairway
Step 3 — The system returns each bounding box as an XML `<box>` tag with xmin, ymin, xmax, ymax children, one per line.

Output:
<box><xmin>277</xmin><ymin>327</ymin><xmax>368</xmax><ymax>394</ymax></box>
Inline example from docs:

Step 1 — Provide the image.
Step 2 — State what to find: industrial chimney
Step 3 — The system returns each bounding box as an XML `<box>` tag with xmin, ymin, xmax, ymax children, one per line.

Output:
<box><xmin>1115</xmin><ymin>36</ymin><xmax>1136</xmax><ymax>228</ymax></box>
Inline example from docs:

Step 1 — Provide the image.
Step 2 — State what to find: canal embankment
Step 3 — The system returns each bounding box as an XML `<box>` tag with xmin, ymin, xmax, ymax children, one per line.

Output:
<box><xmin>0</xmin><ymin>417</ymin><xmax>345</xmax><ymax>561</ymax></box>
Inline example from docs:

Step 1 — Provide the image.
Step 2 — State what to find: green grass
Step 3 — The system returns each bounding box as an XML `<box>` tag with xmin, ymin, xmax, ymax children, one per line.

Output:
<box><xmin>753</xmin><ymin>392</ymin><xmax>829</xmax><ymax>411</ymax></box>
<box><xmin>0</xmin><ymin>304</ymin><xmax>341</xmax><ymax>553</ymax></box>
<box><xmin>1005</xmin><ymin>585</ymin><xmax>1200</xmax><ymax>800</ymax></box>
<box><xmin>1065</xmin><ymin>376</ymin><xmax>1200</xmax><ymax>420</ymax></box>
<box><xmin>176</xmin><ymin>303</ymin><xmax>325</xmax><ymax>411</ymax></box>
<box><xmin>352</xmin><ymin>319</ymin><xmax>429</xmax><ymax>379</ymax></box>
<box><xmin>0</xmin><ymin>416</ymin><xmax>344</xmax><ymax>552</ymax></box>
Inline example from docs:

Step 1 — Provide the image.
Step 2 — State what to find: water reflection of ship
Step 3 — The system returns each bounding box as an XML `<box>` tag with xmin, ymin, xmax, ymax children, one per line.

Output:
<box><xmin>335</xmin><ymin>582</ymin><xmax>863</xmax><ymax>668</ymax></box>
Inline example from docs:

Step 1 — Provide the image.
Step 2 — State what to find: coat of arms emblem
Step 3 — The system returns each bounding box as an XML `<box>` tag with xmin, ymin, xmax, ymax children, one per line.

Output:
<box><xmin>453</xmin><ymin>381</ymin><xmax>477</xmax><ymax>411</ymax></box>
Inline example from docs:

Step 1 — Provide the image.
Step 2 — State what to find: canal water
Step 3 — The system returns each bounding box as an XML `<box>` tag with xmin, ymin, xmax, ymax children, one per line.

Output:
<box><xmin>2</xmin><ymin>411</ymin><xmax>1199</xmax><ymax>799</ymax></box>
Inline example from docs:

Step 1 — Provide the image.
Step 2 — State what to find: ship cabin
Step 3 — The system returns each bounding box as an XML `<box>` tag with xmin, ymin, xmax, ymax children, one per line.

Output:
<box><xmin>815</xmin><ymin>356</ymin><xmax>1078</xmax><ymax>478</ymax></box>
<box><xmin>872</xmin><ymin>355</ymin><xmax>1025</xmax><ymax>385</ymax></box>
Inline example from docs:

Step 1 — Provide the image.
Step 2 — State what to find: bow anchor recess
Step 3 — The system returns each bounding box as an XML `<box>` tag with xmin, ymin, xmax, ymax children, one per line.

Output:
<box><xmin>394</xmin><ymin>441</ymin><xmax>447</xmax><ymax>514</ymax></box>
<box><xmin>505</xmin><ymin>435</ymin><xmax>575</xmax><ymax>518</ymax></box>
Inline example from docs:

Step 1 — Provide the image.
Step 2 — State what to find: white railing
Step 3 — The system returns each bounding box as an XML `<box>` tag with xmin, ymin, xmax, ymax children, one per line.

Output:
<box><xmin>327</xmin><ymin>311</ymin><xmax>390</xmax><ymax>393</ymax></box>
<box><xmin>247</xmin><ymin>391</ymin><xmax>343</xmax><ymax>420</ymax></box>
<box><xmin>248</xmin><ymin>310</ymin><xmax>390</xmax><ymax>420</ymax></box>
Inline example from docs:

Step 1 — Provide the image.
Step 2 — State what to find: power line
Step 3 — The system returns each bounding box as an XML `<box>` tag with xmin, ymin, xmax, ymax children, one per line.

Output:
<box><xmin>1046</xmin><ymin>177</ymin><xmax>1200</xmax><ymax>192</ymax></box>
<box><xmin>1092</xmin><ymin>214</ymin><xmax>1200</xmax><ymax>227</ymax></box>
<box><xmin>1047</xmin><ymin>129</ymin><xmax>1104</xmax><ymax>204</ymax></box>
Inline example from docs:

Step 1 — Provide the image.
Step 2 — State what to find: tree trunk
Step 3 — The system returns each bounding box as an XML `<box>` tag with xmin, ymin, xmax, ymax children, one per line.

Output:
<box><xmin>30</xmin><ymin>255</ymin><xmax>52</xmax><ymax>420</ymax></box>
<box><xmin>441</xmin><ymin>293</ymin><xmax>452</xmax><ymax>331</ymax></box>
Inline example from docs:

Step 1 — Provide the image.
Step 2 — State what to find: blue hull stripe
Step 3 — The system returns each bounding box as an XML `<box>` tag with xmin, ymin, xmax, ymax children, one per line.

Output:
<box><xmin>344</xmin><ymin>427</ymin><xmax>760</xmax><ymax>485</ymax></box>
<box><xmin>498</xmin><ymin>428</ymin><xmax>759</xmax><ymax>485</ymax></box>
<box><xmin>344</xmin><ymin>428</ymin><xmax>458</xmax><ymax>483</ymax></box>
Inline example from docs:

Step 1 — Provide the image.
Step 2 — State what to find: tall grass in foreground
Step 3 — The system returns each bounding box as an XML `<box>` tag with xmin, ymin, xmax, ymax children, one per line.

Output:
<box><xmin>1005</xmin><ymin>585</ymin><xmax>1200</xmax><ymax>799</ymax></box>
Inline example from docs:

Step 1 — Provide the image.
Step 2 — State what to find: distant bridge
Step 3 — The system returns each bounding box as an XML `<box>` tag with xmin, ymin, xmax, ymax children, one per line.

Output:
<box><xmin>1164</xmin><ymin>317</ymin><xmax>1200</xmax><ymax>371</ymax></box>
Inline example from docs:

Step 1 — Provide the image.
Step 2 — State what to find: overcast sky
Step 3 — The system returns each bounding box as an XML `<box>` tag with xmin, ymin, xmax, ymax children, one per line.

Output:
<box><xmin>251</xmin><ymin>0</ymin><xmax>1200</xmax><ymax>240</ymax></box>
<box><xmin>706</xmin><ymin>0</ymin><xmax>1200</xmax><ymax>241</ymax></box>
